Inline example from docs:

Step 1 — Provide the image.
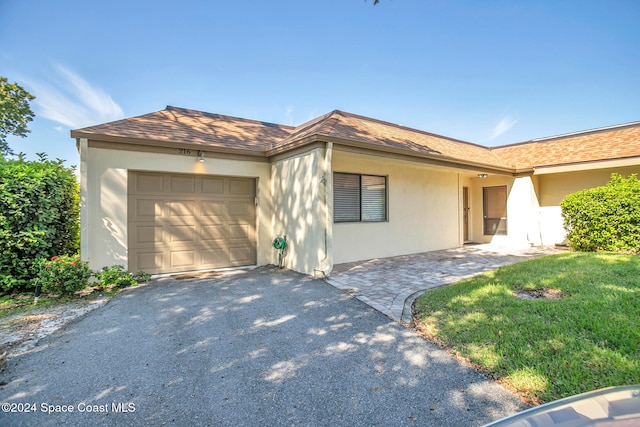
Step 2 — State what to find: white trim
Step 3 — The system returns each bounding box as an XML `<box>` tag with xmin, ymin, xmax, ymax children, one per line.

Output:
<box><xmin>533</xmin><ymin>156</ymin><xmax>640</xmax><ymax>175</ymax></box>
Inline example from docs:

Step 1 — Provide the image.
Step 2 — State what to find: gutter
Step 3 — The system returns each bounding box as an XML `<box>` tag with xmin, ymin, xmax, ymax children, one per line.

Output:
<box><xmin>267</xmin><ymin>134</ymin><xmax>526</xmax><ymax>176</ymax></box>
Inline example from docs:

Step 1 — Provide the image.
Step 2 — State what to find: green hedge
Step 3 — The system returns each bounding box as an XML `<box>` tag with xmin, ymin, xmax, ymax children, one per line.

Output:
<box><xmin>561</xmin><ymin>173</ymin><xmax>640</xmax><ymax>253</ymax></box>
<box><xmin>0</xmin><ymin>155</ymin><xmax>79</xmax><ymax>292</ymax></box>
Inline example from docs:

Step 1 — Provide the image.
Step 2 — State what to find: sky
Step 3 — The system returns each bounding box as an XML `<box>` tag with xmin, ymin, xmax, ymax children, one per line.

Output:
<box><xmin>1</xmin><ymin>0</ymin><xmax>639</xmax><ymax>168</ymax></box>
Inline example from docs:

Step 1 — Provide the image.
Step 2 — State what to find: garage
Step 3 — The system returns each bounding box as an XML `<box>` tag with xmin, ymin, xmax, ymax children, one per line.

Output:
<box><xmin>128</xmin><ymin>171</ymin><xmax>257</xmax><ymax>274</ymax></box>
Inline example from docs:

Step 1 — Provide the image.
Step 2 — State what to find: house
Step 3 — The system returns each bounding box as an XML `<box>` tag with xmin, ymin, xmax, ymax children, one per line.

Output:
<box><xmin>71</xmin><ymin>107</ymin><xmax>640</xmax><ymax>276</ymax></box>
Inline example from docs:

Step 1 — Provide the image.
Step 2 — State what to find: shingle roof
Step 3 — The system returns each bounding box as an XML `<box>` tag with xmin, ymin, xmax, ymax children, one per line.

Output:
<box><xmin>492</xmin><ymin>122</ymin><xmax>640</xmax><ymax>168</ymax></box>
<box><xmin>276</xmin><ymin>110</ymin><xmax>512</xmax><ymax>169</ymax></box>
<box><xmin>72</xmin><ymin>106</ymin><xmax>640</xmax><ymax>173</ymax></box>
<box><xmin>71</xmin><ymin>106</ymin><xmax>294</xmax><ymax>152</ymax></box>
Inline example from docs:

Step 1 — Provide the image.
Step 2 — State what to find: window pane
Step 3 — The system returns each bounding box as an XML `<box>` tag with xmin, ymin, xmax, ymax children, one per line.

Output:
<box><xmin>361</xmin><ymin>175</ymin><xmax>386</xmax><ymax>222</ymax></box>
<box><xmin>334</xmin><ymin>173</ymin><xmax>360</xmax><ymax>222</ymax></box>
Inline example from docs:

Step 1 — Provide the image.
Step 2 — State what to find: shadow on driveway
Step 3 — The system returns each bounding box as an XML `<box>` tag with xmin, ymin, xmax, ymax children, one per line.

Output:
<box><xmin>0</xmin><ymin>267</ymin><xmax>528</xmax><ymax>426</ymax></box>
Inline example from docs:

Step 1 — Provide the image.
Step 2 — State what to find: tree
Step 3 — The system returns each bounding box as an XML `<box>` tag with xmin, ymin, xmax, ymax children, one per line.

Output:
<box><xmin>0</xmin><ymin>76</ymin><xmax>36</xmax><ymax>157</ymax></box>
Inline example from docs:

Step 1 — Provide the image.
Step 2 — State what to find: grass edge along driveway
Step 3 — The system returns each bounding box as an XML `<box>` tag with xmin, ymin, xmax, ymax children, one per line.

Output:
<box><xmin>413</xmin><ymin>252</ymin><xmax>640</xmax><ymax>405</ymax></box>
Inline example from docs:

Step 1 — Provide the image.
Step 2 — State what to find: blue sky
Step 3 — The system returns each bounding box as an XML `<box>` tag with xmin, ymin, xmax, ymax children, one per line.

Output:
<box><xmin>1</xmin><ymin>0</ymin><xmax>639</xmax><ymax>168</ymax></box>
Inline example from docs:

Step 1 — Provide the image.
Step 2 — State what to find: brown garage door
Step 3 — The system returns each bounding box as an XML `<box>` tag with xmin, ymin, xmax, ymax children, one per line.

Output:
<box><xmin>128</xmin><ymin>171</ymin><xmax>256</xmax><ymax>274</ymax></box>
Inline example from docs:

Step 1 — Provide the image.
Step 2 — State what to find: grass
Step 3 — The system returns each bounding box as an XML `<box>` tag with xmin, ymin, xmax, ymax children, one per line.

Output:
<box><xmin>413</xmin><ymin>252</ymin><xmax>640</xmax><ymax>405</ymax></box>
<box><xmin>0</xmin><ymin>293</ymin><xmax>74</xmax><ymax>318</ymax></box>
<box><xmin>0</xmin><ymin>287</ymin><xmax>121</xmax><ymax>319</ymax></box>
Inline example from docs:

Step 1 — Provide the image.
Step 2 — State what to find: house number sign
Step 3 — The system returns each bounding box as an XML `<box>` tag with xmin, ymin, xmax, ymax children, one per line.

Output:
<box><xmin>177</xmin><ymin>149</ymin><xmax>192</xmax><ymax>155</ymax></box>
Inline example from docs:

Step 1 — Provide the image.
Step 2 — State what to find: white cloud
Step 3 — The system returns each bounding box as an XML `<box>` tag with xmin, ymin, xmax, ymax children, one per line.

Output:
<box><xmin>27</xmin><ymin>64</ymin><xmax>124</xmax><ymax>129</ymax></box>
<box><xmin>488</xmin><ymin>114</ymin><xmax>519</xmax><ymax>141</ymax></box>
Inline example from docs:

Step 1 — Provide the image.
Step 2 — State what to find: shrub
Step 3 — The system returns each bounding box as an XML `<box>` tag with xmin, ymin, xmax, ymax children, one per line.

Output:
<box><xmin>94</xmin><ymin>265</ymin><xmax>150</xmax><ymax>291</ymax></box>
<box><xmin>0</xmin><ymin>154</ymin><xmax>79</xmax><ymax>292</ymax></box>
<box><xmin>34</xmin><ymin>255</ymin><xmax>91</xmax><ymax>296</ymax></box>
<box><xmin>132</xmin><ymin>271</ymin><xmax>152</xmax><ymax>283</ymax></box>
<box><xmin>561</xmin><ymin>173</ymin><xmax>640</xmax><ymax>252</ymax></box>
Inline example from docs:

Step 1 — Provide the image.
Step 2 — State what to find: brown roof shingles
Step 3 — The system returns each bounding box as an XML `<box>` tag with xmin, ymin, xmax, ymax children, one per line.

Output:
<box><xmin>492</xmin><ymin>123</ymin><xmax>640</xmax><ymax>168</ymax></box>
<box><xmin>277</xmin><ymin>111</ymin><xmax>513</xmax><ymax>169</ymax></box>
<box><xmin>71</xmin><ymin>106</ymin><xmax>294</xmax><ymax>152</ymax></box>
<box><xmin>72</xmin><ymin>106</ymin><xmax>640</xmax><ymax>172</ymax></box>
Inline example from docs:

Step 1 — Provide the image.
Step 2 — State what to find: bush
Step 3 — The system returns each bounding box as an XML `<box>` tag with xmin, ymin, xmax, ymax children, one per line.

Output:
<box><xmin>94</xmin><ymin>265</ymin><xmax>151</xmax><ymax>291</ymax></box>
<box><xmin>34</xmin><ymin>255</ymin><xmax>91</xmax><ymax>296</ymax></box>
<box><xmin>0</xmin><ymin>154</ymin><xmax>79</xmax><ymax>292</ymax></box>
<box><xmin>561</xmin><ymin>173</ymin><xmax>640</xmax><ymax>252</ymax></box>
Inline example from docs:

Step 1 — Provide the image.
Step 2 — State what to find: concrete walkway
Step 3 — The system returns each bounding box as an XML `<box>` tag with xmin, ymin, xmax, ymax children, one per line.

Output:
<box><xmin>326</xmin><ymin>244</ymin><xmax>560</xmax><ymax>323</ymax></box>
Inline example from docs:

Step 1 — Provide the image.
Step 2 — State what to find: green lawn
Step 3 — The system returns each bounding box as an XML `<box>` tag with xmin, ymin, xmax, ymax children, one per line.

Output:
<box><xmin>0</xmin><ymin>293</ymin><xmax>72</xmax><ymax>317</ymax></box>
<box><xmin>413</xmin><ymin>252</ymin><xmax>640</xmax><ymax>404</ymax></box>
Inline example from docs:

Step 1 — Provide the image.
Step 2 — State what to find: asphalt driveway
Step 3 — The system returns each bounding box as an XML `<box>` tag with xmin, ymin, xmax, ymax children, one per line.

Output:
<box><xmin>0</xmin><ymin>267</ymin><xmax>528</xmax><ymax>426</ymax></box>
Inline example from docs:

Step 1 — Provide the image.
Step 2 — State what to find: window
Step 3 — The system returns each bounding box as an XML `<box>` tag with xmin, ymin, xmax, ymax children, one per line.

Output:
<box><xmin>334</xmin><ymin>173</ymin><xmax>387</xmax><ymax>223</ymax></box>
<box><xmin>483</xmin><ymin>185</ymin><xmax>507</xmax><ymax>235</ymax></box>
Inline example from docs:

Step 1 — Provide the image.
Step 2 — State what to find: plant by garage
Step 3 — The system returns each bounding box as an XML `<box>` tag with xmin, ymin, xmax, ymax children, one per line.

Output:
<box><xmin>34</xmin><ymin>255</ymin><xmax>91</xmax><ymax>296</ymax></box>
<box><xmin>32</xmin><ymin>258</ymin><xmax>152</xmax><ymax>296</ymax></box>
<box><xmin>94</xmin><ymin>265</ymin><xmax>151</xmax><ymax>292</ymax></box>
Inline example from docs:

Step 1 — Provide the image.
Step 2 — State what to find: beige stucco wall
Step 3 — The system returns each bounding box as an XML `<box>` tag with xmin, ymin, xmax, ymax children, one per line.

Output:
<box><xmin>82</xmin><ymin>135</ymin><xmax>640</xmax><ymax>277</ymax></box>
<box><xmin>79</xmin><ymin>142</ymin><xmax>273</xmax><ymax>272</ymax></box>
<box><xmin>464</xmin><ymin>166</ymin><xmax>640</xmax><ymax>248</ymax></box>
<box><xmin>466</xmin><ymin>174</ymin><xmax>540</xmax><ymax>248</ymax></box>
<box><xmin>537</xmin><ymin>165</ymin><xmax>640</xmax><ymax>206</ymax></box>
<box><xmin>331</xmin><ymin>151</ymin><xmax>461</xmax><ymax>265</ymax></box>
<box><xmin>534</xmin><ymin>165</ymin><xmax>640</xmax><ymax>245</ymax></box>
<box><xmin>271</xmin><ymin>147</ymin><xmax>330</xmax><ymax>275</ymax></box>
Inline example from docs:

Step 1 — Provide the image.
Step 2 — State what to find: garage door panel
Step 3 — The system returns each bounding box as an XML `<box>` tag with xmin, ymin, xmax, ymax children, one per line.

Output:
<box><xmin>133</xmin><ymin>173</ymin><xmax>165</xmax><ymax>193</ymax></box>
<box><xmin>201</xmin><ymin>177</ymin><xmax>225</xmax><ymax>194</ymax></box>
<box><xmin>200</xmin><ymin>224</ymin><xmax>225</xmax><ymax>241</ymax></box>
<box><xmin>134</xmin><ymin>225</ymin><xmax>164</xmax><ymax>245</ymax></box>
<box><xmin>229</xmin><ymin>246</ymin><xmax>255</xmax><ymax>265</ymax></box>
<box><xmin>228</xmin><ymin>200</ymin><xmax>254</xmax><ymax>217</ymax></box>
<box><xmin>168</xmin><ymin>200</ymin><xmax>196</xmax><ymax>217</ymax></box>
<box><xmin>135</xmin><ymin>251</ymin><xmax>164</xmax><ymax>271</ymax></box>
<box><xmin>229</xmin><ymin>223</ymin><xmax>253</xmax><ymax>240</ymax></box>
<box><xmin>132</xmin><ymin>199</ymin><xmax>164</xmax><ymax>219</ymax></box>
<box><xmin>228</xmin><ymin>178</ymin><xmax>254</xmax><ymax>196</ymax></box>
<box><xmin>170</xmin><ymin>250</ymin><xmax>196</xmax><ymax>269</ymax></box>
<box><xmin>168</xmin><ymin>225</ymin><xmax>196</xmax><ymax>243</ymax></box>
<box><xmin>201</xmin><ymin>246</ymin><xmax>228</xmax><ymax>266</ymax></box>
<box><xmin>170</xmin><ymin>176</ymin><xmax>195</xmax><ymax>193</ymax></box>
<box><xmin>128</xmin><ymin>172</ymin><xmax>256</xmax><ymax>274</ymax></box>
<box><xmin>201</xmin><ymin>200</ymin><xmax>227</xmax><ymax>218</ymax></box>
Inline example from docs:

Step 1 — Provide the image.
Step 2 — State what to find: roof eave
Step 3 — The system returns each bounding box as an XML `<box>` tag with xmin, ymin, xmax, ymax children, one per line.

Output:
<box><xmin>269</xmin><ymin>134</ymin><xmax>523</xmax><ymax>175</ymax></box>
<box><xmin>71</xmin><ymin>132</ymin><xmax>268</xmax><ymax>157</ymax></box>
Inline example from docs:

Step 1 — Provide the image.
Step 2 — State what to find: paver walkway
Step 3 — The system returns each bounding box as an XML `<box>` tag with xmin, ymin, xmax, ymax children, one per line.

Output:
<box><xmin>326</xmin><ymin>244</ymin><xmax>560</xmax><ymax>323</ymax></box>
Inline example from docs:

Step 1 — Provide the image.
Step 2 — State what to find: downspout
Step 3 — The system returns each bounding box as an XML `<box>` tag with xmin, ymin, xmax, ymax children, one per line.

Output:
<box><xmin>321</xmin><ymin>142</ymin><xmax>334</xmax><ymax>277</ymax></box>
